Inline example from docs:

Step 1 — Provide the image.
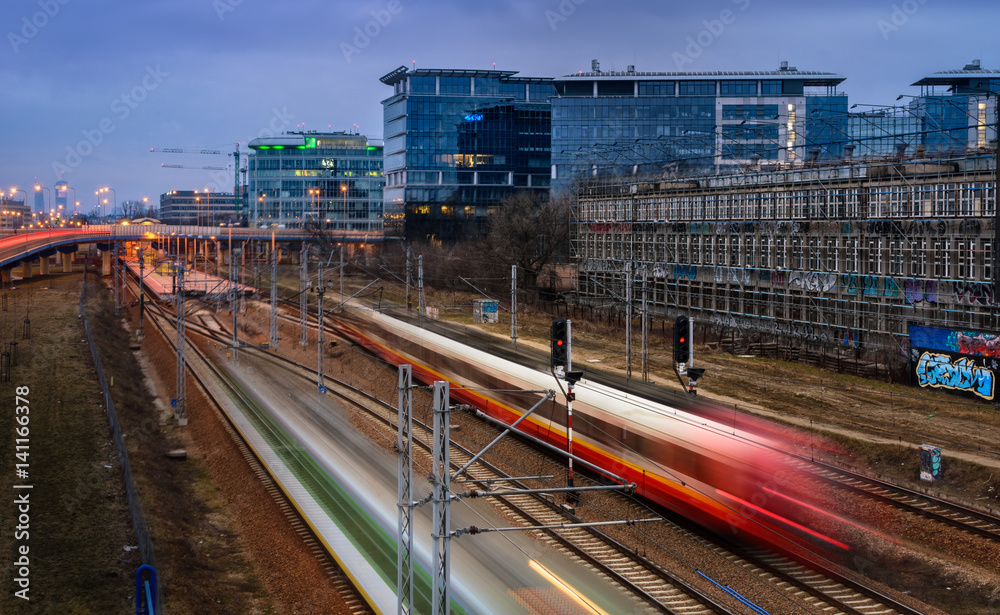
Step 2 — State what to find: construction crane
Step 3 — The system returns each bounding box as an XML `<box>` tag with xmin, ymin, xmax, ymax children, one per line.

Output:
<box><xmin>151</xmin><ymin>143</ymin><xmax>248</xmax><ymax>223</ymax></box>
<box><xmin>161</xmin><ymin>163</ymin><xmax>228</xmax><ymax>171</ymax></box>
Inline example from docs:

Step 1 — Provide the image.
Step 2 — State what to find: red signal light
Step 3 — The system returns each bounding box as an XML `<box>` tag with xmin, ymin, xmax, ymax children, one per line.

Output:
<box><xmin>557</xmin><ymin>340</ymin><xmax>564</xmax><ymax>346</ymax></box>
<box><xmin>679</xmin><ymin>337</ymin><xmax>686</xmax><ymax>344</ymax></box>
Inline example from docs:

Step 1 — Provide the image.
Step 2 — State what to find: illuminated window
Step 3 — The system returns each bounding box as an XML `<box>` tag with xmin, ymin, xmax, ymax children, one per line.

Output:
<box><xmin>978</xmin><ymin>102</ymin><xmax>987</xmax><ymax>149</ymax></box>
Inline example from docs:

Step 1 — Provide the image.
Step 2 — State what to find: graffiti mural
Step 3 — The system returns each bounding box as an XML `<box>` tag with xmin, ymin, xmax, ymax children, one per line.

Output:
<box><xmin>915</xmin><ymin>353</ymin><xmax>994</xmax><ymax>401</ymax></box>
<box><xmin>903</xmin><ymin>279</ymin><xmax>938</xmax><ymax>304</ymax></box>
<box><xmin>957</xmin><ymin>332</ymin><xmax>1000</xmax><ymax>358</ymax></box>
<box><xmin>789</xmin><ymin>271</ymin><xmax>838</xmax><ymax>293</ymax></box>
<box><xmin>954</xmin><ymin>281</ymin><xmax>995</xmax><ymax>306</ymax></box>
<box><xmin>714</xmin><ymin>267</ymin><xmax>752</xmax><ymax>285</ymax></box>
<box><xmin>711</xmin><ymin>313</ymin><xmax>831</xmax><ymax>345</ymax></box>
<box><xmin>909</xmin><ymin>323</ymin><xmax>1000</xmax><ymax>401</ymax></box>
<box><xmin>672</xmin><ymin>265</ymin><xmax>697</xmax><ymax>280</ymax></box>
<box><xmin>841</xmin><ymin>274</ymin><xmax>900</xmax><ymax>297</ymax></box>
<box><xmin>840</xmin><ymin>330</ymin><xmax>862</xmax><ymax>348</ymax></box>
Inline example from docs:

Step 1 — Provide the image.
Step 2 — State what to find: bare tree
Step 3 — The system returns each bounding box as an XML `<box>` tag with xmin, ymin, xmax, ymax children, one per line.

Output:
<box><xmin>485</xmin><ymin>191</ymin><xmax>571</xmax><ymax>290</ymax></box>
<box><xmin>118</xmin><ymin>199</ymin><xmax>144</xmax><ymax>220</ymax></box>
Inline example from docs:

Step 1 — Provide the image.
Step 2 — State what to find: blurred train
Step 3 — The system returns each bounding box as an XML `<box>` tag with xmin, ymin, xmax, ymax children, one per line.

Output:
<box><xmin>332</xmin><ymin>306</ymin><xmax>849</xmax><ymax>553</ymax></box>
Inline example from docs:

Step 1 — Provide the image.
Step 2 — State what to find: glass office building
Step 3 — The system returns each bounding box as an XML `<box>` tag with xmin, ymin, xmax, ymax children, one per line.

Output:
<box><xmin>848</xmin><ymin>110</ymin><xmax>922</xmax><ymax>157</ymax></box>
<box><xmin>247</xmin><ymin>131</ymin><xmax>383</xmax><ymax>232</ymax></box>
<box><xmin>550</xmin><ymin>61</ymin><xmax>847</xmax><ymax>192</ymax></box>
<box><xmin>908</xmin><ymin>60</ymin><xmax>1000</xmax><ymax>155</ymax></box>
<box><xmin>380</xmin><ymin>67</ymin><xmax>554</xmax><ymax>241</ymax></box>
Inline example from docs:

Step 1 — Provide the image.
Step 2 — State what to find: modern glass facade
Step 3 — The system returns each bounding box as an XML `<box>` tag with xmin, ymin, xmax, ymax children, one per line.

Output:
<box><xmin>247</xmin><ymin>132</ymin><xmax>383</xmax><ymax>232</ymax></box>
<box><xmin>380</xmin><ymin>67</ymin><xmax>554</xmax><ymax>241</ymax></box>
<box><xmin>550</xmin><ymin>62</ymin><xmax>847</xmax><ymax>192</ymax></box>
<box><xmin>848</xmin><ymin>111</ymin><xmax>922</xmax><ymax>157</ymax></box>
<box><xmin>158</xmin><ymin>190</ymin><xmax>236</xmax><ymax>225</ymax></box>
<box><xmin>909</xmin><ymin>60</ymin><xmax>1000</xmax><ymax>155</ymax></box>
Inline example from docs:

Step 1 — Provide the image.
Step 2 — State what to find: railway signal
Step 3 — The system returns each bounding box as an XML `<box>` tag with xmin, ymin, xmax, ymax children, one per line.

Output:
<box><xmin>550</xmin><ymin>318</ymin><xmax>568</xmax><ymax>368</ymax></box>
<box><xmin>673</xmin><ymin>316</ymin><xmax>690</xmax><ymax>364</ymax></box>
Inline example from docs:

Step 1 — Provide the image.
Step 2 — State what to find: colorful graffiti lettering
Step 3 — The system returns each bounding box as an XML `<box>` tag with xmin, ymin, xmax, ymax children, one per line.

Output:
<box><xmin>673</xmin><ymin>265</ymin><xmax>697</xmax><ymax>280</ymax></box>
<box><xmin>714</xmin><ymin>267</ymin><xmax>751</xmax><ymax>285</ymax></box>
<box><xmin>841</xmin><ymin>274</ymin><xmax>900</xmax><ymax>297</ymax></box>
<box><xmin>915</xmin><ymin>352</ymin><xmax>995</xmax><ymax>401</ymax></box>
<box><xmin>954</xmin><ymin>282</ymin><xmax>995</xmax><ymax>306</ymax></box>
<box><xmin>957</xmin><ymin>332</ymin><xmax>1000</xmax><ymax>358</ymax></box>
<box><xmin>789</xmin><ymin>271</ymin><xmax>838</xmax><ymax>293</ymax></box>
<box><xmin>903</xmin><ymin>279</ymin><xmax>937</xmax><ymax>304</ymax></box>
<box><xmin>840</xmin><ymin>330</ymin><xmax>861</xmax><ymax>348</ymax></box>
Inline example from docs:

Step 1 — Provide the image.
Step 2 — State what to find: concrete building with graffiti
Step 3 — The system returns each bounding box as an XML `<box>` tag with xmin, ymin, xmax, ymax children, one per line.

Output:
<box><xmin>572</xmin><ymin>151</ymin><xmax>998</xmax><ymax>375</ymax></box>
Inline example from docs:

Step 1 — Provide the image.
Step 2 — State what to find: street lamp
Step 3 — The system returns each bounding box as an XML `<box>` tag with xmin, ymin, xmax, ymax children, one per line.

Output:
<box><xmin>34</xmin><ymin>184</ymin><xmax>50</xmax><ymax>220</ymax></box>
<box><xmin>341</xmin><ymin>183</ymin><xmax>347</xmax><ymax>232</ymax></box>
<box><xmin>308</xmin><ymin>188</ymin><xmax>319</xmax><ymax>225</ymax></box>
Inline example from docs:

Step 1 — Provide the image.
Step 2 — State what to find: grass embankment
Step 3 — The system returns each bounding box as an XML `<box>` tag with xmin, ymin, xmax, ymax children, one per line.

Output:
<box><xmin>0</xmin><ymin>275</ymin><xmax>135</xmax><ymax>613</ymax></box>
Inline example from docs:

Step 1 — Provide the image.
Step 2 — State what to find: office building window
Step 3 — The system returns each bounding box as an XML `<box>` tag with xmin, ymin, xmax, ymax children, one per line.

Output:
<box><xmin>720</xmin><ymin>80</ymin><xmax>757</xmax><ymax>96</ymax></box>
<box><xmin>678</xmin><ymin>81</ymin><xmax>715</xmax><ymax>96</ymax></box>
<box><xmin>639</xmin><ymin>81</ymin><xmax>674</xmax><ymax>96</ymax></box>
<box><xmin>411</xmin><ymin>76</ymin><xmax>436</xmax><ymax>93</ymax></box>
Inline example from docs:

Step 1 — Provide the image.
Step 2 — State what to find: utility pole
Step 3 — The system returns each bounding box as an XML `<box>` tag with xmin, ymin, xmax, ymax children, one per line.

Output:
<box><xmin>431</xmin><ymin>381</ymin><xmax>451</xmax><ymax>615</ymax></box>
<box><xmin>317</xmin><ymin>266</ymin><xmax>326</xmax><ymax>393</ymax></box>
<box><xmin>174</xmin><ymin>265</ymin><xmax>187</xmax><ymax>426</ymax></box>
<box><xmin>339</xmin><ymin>246</ymin><xmax>344</xmax><ymax>306</ymax></box>
<box><xmin>138</xmin><ymin>247</ymin><xmax>145</xmax><ymax>342</ymax></box>
<box><xmin>511</xmin><ymin>265</ymin><xmax>518</xmax><ymax>347</ymax></box>
<box><xmin>300</xmin><ymin>243</ymin><xmax>309</xmax><ymax>346</ymax></box>
<box><xmin>405</xmin><ymin>246</ymin><xmax>412</xmax><ymax>310</ymax></box>
<box><xmin>270</xmin><ymin>234</ymin><xmax>278</xmax><ymax>348</ymax></box>
<box><xmin>396</xmin><ymin>365</ymin><xmax>414</xmax><ymax>615</ymax></box>
<box><xmin>993</xmin><ymin>92</ymin><xmax>999</xmax><ymax>301</ymax></box>
<box><xmin>625</xmin><ymin>270</ymin><xmax>632</xmax><ymax>380</ymax></box>
<box><xmin>228</xmin><ymin>226</ymin><xmax>238</xmax><ymax>361</ymax></box>
<box><xmin>113</xmin><ymin>242</ymin><xmax>120</xmax><ymax>315</ymax></box>
<box><xmin>641</xmin><ymin>276</ymin><xmax>649</xmax><ymax>382</ymax></box>
<box><xmin>418</xmin><ymin>255</ymin><xmax>424</xmax><ymax>315</ymax></box>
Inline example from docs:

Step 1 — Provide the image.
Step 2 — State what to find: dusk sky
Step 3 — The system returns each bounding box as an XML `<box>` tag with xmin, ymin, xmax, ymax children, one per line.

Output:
<box><xmin>1</xmin><ymin>0</ymin><xmax>997</xmax><ymax>213</ymax></box>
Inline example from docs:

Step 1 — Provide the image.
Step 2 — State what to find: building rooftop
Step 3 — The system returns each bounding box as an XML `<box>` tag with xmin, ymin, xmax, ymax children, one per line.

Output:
<box><xmin>248</xmin><ymin>132</ymin><xmax>378</xmax><ymax>150</ymax></box>
<box><xmin>911</xmin><ymin>59</ymin><xmax>1000</xmax><ymax>86</ymax></box>
<box><xmin>555</xmin><ymin>61</ymin><xmax>845</xmax><ymax>86</ymax></box>
<box><xmin>379</xmin><ymin>66</ymin><xmax>553</xmax><ymax>86</ymax></box>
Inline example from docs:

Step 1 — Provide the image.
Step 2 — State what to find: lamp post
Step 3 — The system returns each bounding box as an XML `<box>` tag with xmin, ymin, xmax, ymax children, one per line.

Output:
<box><xmin>34</xmin><ymin>185</ymin><xmax>50</xmax><ymax>221</ymax></box>
<box><xmin>195</xmin><ymin>195</ymin><xmax>201</xmax><ymax>226</ymax></box>
<box><xmin>341</xmin><ymin>184</ymin><xmax>347</xmax><ymax>233</ymax></box>
<box><xmin>308</xmin><ymin>188</ymin><xmax>319</xmax><ymax>226</ymax></box>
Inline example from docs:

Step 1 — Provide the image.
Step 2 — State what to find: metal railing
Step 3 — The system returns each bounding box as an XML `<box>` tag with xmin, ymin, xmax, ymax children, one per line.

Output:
<box><xmin>79</xmin><ymin>282</ymin><xmax>161</xmax><ymax>614</ymax></box>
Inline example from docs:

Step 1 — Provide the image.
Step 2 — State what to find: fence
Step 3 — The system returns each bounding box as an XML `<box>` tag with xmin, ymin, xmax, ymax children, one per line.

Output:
<box><xmin>79</xmin><ymin>282</ymin><xmax>162</xmax><ymax>614</ymax></box>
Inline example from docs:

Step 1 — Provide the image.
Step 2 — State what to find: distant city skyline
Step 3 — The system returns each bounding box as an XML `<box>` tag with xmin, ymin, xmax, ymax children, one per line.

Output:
<box><xmin>1</xmin><ymin>0</ymin><xmax>997</xmax><ymax>207</ymax></box>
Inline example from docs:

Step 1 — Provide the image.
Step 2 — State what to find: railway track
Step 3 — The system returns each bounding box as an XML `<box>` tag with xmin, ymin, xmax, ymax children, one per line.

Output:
<box><xmin>127</xmin><ymin>265</ymin><xmax>937</xmax><ymax>614</ymax></box>
<box><xmin>126</xmin><ymin>276</ymin><xmax>373</xmax><ymax>615</ymax></box>
<box><xmin>197</xmin><ymin>303</ymin><xmax>936</xmax><ymax>615</ymax></box>
<box><xmin>800</xmin><ymin>456</ymin><xmax>1000</xmax><ymax>543</ymax></box>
